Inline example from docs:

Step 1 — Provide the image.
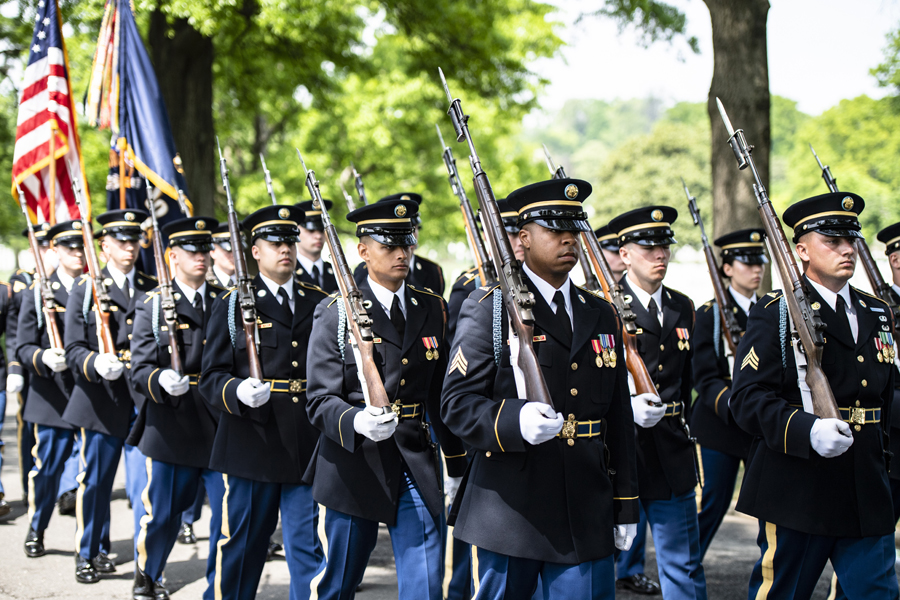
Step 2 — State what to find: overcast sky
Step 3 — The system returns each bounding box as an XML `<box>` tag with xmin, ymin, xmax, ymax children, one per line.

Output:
<box><xmin>528</xmin><ymin>0</ymin><xmax>899</xmax><ymax>120</ymax></box>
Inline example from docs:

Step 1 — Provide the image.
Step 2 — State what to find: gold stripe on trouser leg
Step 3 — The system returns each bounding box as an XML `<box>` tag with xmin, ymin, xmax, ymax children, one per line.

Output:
<box><xmin>308</xmin><ymin>504</ymin><xmax>328</xmax><ymax>600</ymax></box>
<box><xmin>471</xmin><ymin>545</ymin><xmax>481</xmax><ymax>599</ymax></box>
<box><xmin>755</xmin><ymin>522</ymin><xmax>777</xmax><ymax>600</ymax></box>
<box><xmin>136</xmin><ymin>456</ymin><xmax>154</xmax><ymax>572</ymax></box>
<box><xmin>73</xmin><ymin>428</ymin><xmax>88</xmax><ymax>555</ymax></box>
<box><xmin>826</xmin><ymin>571</ymin><xmax>838</xmax><ymax>600</ymax></box>
<box><xmin>214</xmin><ymin>474</ymin><xmax>231</xmax><ymax>600</ymax></box>
<box><xmin>27</xmin><ymin>424</ymin><xmax>40</xmax><ymax>524</ymax></box>
<box><xmin>695</xmin><ymin>443</ymin><xmax>705</xmax><ymax>512</ymax></box>
<box><xmin>16</xmin><ymin>393</ymin><xmax>26</xmax><ymax>483</ymax></box>
<box><xmin>443</xmin><ymin>524</ymin><xmax>456</xmax><ymax>599</ymax></box>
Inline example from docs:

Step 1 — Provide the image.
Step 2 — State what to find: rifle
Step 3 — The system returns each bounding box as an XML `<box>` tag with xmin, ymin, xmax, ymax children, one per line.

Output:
<box><xmin>172</xmin><ymin>153</ymin><xmax>191</xmax><ymax>216</ymax></box>
<box><xmin>217</xmin><ymin>138</ymin><xmax>263</xmax><ymax>379</ymax></box>
<box><xmin>144</xmin><ymin>178</ymin><xmax>183</xmax><ymax>376</ymax></box>
<box><xmin>71</xmin><ymin>174</ymin><xmax>117</xmax><ymax>355</ymax></box>
<box><xmin>297</xmin><ymin>149</ymin><xmax>391</xmax><ymax>413</ymax></box>
<box><xmin>809</xmin><ymin>144</ymin><xmax>900</xmax><ymax>319</ymax></box>
<box><xmin>339</xmin><ymin>182</ymin><xmax>356</xmax><ymax>213</ymax></box>
<box><xmin>716</xmin><ymin>99</ymin><xmax>839</xmax><ymax>419</ymax></box>
<box><xmin>437</xmin><ymin>124</ymin><xmax>496</xmax><ymax>287</ymax></box>
<box><xmin>683</xmin><ymin>179</ymin><xmax>742</xmax><ymax>358</ymax></box>
<box><xmin>540</xmin><ymin>147</ymin><xmax>656</xmax><ymax>395</ymax></box>
<box><xmin>16</xmin><ymin>185</ymin><xmax>63</xmax><ymax>350</ymax></box>
<box><xmin>260</xmin><ymin>154</ymin><xmax>278</xmax><ymax>205</ymax></box>
<box><xmin>439</xmin><ymin>68</ymin><xmax>553</xmax><ymax>408</ymax></box>
<box><xmin>540</xmin><ymin>145</ymin><xmax>601</xmax><ymax>293</ymax></box>
<box><xmin>351</xmin><ymin>163</ymin><xmax>368</xmax><ymax>206</ymax></box>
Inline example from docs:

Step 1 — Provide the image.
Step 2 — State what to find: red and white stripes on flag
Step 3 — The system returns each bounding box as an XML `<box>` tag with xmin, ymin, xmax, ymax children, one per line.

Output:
<box><xmin>12</xmin><ymin>0</ymin><xmax>89</xmax><ymax>224</ymax></box>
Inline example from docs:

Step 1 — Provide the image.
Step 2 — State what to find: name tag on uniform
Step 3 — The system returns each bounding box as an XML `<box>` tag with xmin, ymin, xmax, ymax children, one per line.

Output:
<box><xmin>109</xmin><ymin>306</ymin><xmax>118</xmax><ymax>312</ymax></box>
<box><xmin>178</xmin><ymin>323</ymin><xmax>191</xmax><ymax>330</ymax></box>
<box><xmin>507</xmin><ymin>335</ymin><xmax>546</xmax><ymax>345</ymax></box>
<box><xmin>258</xmin><ymin>322</ymin><xmax>273</xmax><ymax>329</ymax></box>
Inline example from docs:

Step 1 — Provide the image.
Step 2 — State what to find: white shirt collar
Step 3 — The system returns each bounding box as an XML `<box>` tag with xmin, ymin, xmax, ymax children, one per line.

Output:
<box><xmin>893</xmin><ymin>283</ymin><xmax>900</xmax><ymax>297</ymax></box>
<box><xmin>259</xmin><ymin>274</ymin><xmax>294</xmax><ymax>304</ymax></box>
<box><xmin>523</xmin><ymin>262</ymin><xmax>572</xmax><ymax>321</ymax></box>
<box><xmin>213</xmin><ymin>265</ymin><xmax>234</xmax><ymax>287</ymax></box>
<box><xmin>626</xmin><ymin>273</ymin><xmax>664</xmax><ymax>319</ymax></box>
<box><xmin>174</xmin><ymin>279</ymin><xmax>207</xmax><ymax>309</ymax></box>
<box><xmin>107</xmin><ymin>263</ymin><xmax>135</xmax><ymax>290</ymax></box>
<box><xmin>806</xmin><ymin>278</ymin><xmax>851</xmax><ymax>313</ymax></box>
<box><xmin>368</xmin><ymin>276</ymin><xmax>406</xmax><ymax>316</ymax></box>
<box><xmin>296</xmin><ymin>253</ymin><xmax>324</xmax><ymax>277</ymax></box>
<box><xmin>56</xmin><ymin>270</ymin><xmax>76</xmax><ymax>292</ymax></box>
<box><xmin>729</xmin><ymin>286</ymin><xmax>758</xmax><ymax>315</ymax></box>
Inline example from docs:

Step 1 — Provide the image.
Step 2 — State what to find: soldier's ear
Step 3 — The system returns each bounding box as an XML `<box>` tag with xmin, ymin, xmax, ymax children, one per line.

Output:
<box><xmin>518</xmin><ymin>227</ymin><xmax>531</xmax><ymax>249</ymax></box>
<box><xmin>889</xmin><ymin>251</ymin><xmax>900</xmax><ymax>270</ymax></box>
<box><xmin>795</xmin><ymin>241</ymin><xmax>809</xmax><ymax>263</ymax></box>
<box><xmin>357</xmin><ymin>241</ymin><xmax>369</xmax><ymax>262</ymax></box>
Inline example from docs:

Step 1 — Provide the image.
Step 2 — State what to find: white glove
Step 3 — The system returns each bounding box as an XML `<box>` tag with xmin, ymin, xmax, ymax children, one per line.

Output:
<box><xmin>159</xmin><ymin>370</ymin><xmax>190</xmax><ymax>396</ymax></box>
<box><xmin>614</xmin><ymin>523</ymin><xmax>638</xmax><ymax>551</ymax></box>
<box><xmin>353</xmin><ymin>405</ymin><xmax>398</xmax><ymax>442</ymax></box>
<box><xmin>236</xmin><ymin>377</ymin><xmax>271</xmax><ymax>408</ymax></box>
<box><xmin>519</xmin><ymin>402</ymin><xmax>564</xmax><ymax>445</ymax></box>
<box><xmin>94</xmin><ymin>353</ymin><xmax>124</xmax><ymax>381</ymax></box>
<box><xmin>810</xmin><ymin>418</ymin><xmax>854</xmax><ymax>458</ymax></box>
<box><xmin>6</xmin><ymin>374</ymin><xmax>24</xmax><ymax>394</ymax></box>
<box><xmin>445</xmin><ymin>475</ymin><xmax>463</xmax><ymax>505</ymax></box>
<box><xmin>41</xmin><ymin>348</ymin><xmax>68</xmax><ymax>373</ymax></box>
<box><xmin>631</xmin><ymin>393</ymin><xmax>666</xmax><ymax>428</ymax></box>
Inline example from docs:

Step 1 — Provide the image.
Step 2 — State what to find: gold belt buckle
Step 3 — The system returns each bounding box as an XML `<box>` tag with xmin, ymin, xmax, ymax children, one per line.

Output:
<box><xmin>850</xmin><ymin>407</ymin><xmax>866</xmax><ymax>425</ymax></box>
<box><xmin>118</xmin><ymin>349</ymin><xmax>131</xmax><ymax>362</ymax></box>
<box><xmin>561</xmin><ymin>414</ymin><xmax>577</xmax><ymax>446</ymax></box>
<box><xmin>289</xmin><ymin>379</ymin><xmax>303</xmax><ymax>393</ymax></box>
<box><xmin>391</xmin><ymin>400</ymin><xmax>402</xmax><ymax>417</ymax></box>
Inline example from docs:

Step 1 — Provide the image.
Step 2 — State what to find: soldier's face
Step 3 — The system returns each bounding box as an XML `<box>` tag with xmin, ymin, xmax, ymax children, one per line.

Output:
<box><xmin>251</xmin><ymin>239</ymin><xmax>297</xmax><ymax>284</ymax></box>
<box><xmin>796</xmin><ymin>232</ymin><xmax>857</xmax><ymax>285</ymax></box>
<box><xmin>100</xmin><ymin>237</ymin><xmax>137</xmax><ymax>271</ymax></box>
<box><xmin>723</xmin><ymin>259</ymin><xmax>764</xmax><ymax>293</ymax></box>
<box><xmin>602</xmin><ymin>248</ymin><xmax>624</xmax><ymax>277</ymax></box>
<box><xmin>297</xmin><ymin>227</ymin><xmax>324</xmax><ymax>257</ymax></box>
<box><xmin>211</xmin><ymin>244</ymin><xmax>235</xmax><ymax>275</ymax></box>
<box><xmin>56</xmin><ymin>244</ymin><xmax>85</xmax><ymax>274</ymax></box>
<box><xmin>507</xmin><ymin>231</ymin><xmax>525</xmax><ymax>262</ymax></box>
<box><xmin>519</xmin><ymin>225</ymin><xmax>578</xmax><ymax>277</ymax></box>
<box><xmin>358</xmin><ymin>239</ymin><xmax>411</xmax><ymax>290</ymax></box>
<box><xmin>170</xmin><ymin>246</ymin><xmax>210</xmax><ymax>283</ymax></box>
<box><xmin>889</xmin><ymin>251</ymin><xmax>900</xmax><ymax>282</ymax></box>
<box><xmin>619</xmin><ymin>243</ymin><xmax>670</xmax><ymax>287</ymax></box>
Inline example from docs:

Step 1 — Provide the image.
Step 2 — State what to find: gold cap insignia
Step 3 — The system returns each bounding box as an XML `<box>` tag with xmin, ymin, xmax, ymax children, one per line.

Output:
<box><xmin>811</xmin><ymin>302</ymin><xmax>821</xmax><ymax>310</ymax></box>
<box><xmin>395</xmin><ymin>204</ymin><xmax>407</xmax><ymax>217</ymax></box>
<box><xmin>196</xmin><ymin>220</ymin><xmax>206</xmax><ymax>230</ymax></box>
<box><xmin>278</xmin><ymin>208</ymin><xmax>290</xmax><ymax>219</ymax></box>
<box><xmin>651</xmin><ymin>209</ymin><xmax>663</xmax><ymax>222</ymax></box>
<box><xmin>750</xmin><ymin>232</ymin><xmax>761</xmax><ymax>242</ymax></box>
<box><xmin>565</xmin><ymin>184</ymin><xmax>579</xmax><ymax>200</ymax></box>
<box><xmin>40</xmin><ymin>222</ymin><xmax>50</xmax><ymax>231</ymax></box>
<box><xmin>400</xmin><ymin>194</ymin><xmax>411</xmax><ymax>201</ymax></box>
<box><xmin>125</xmin><ymin>212</ymin><xmax>135</xmax><ymax>221</ymax></box>
<box><xmin>73</xmin><ymin>221</ymin><xmax>82</xmax><ymax>230</ymax></box>
<box><xmin>842</xmin><ymin>196</ymin><xmax>854</xmax><ymax>211</ymax></box>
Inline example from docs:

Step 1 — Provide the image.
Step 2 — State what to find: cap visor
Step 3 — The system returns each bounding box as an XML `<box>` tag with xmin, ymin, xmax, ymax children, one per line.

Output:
<box><xmin>528</xmin><ymin>218</ymin><xmax>592</xmax><ymax>233</ymax></box>
<box><xmin>368</xmin><ymin>233</ymin><xmax>417</xmax><ymax>247</ymax></box>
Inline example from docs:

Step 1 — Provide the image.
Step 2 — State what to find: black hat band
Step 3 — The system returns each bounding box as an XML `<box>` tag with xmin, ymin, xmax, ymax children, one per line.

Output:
<box><xmin>884</xmin><ymin>235</ymin><xmax>900</xmax><ymax>255</ymax></box>
<box><xmin>518</xmin><ymin>208</ymin><xmax>588</xmax><ymax>223</ymax></box>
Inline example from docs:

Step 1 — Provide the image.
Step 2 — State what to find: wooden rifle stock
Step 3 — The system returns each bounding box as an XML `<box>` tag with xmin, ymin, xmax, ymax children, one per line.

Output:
<box><xmin>145</xmin><ymin>183</ymin><xmax>183</xmax><ymax>375</ymax></box>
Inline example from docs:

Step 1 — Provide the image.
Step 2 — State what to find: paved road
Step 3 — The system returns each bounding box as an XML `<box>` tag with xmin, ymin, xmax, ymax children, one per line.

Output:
<box><xmin>0</xmin><ymin>401</ymin><xmax>895</xmax><ymax>599</ymax></box>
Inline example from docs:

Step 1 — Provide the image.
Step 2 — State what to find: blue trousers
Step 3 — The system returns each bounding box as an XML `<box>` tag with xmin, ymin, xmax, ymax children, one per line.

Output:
<box><xmin>615</xmin><ymin>503</ymin><xmax>648</xmax><ymax>578</ymax></box>
<box><xmin>200</xmin><ymin>472</ymin><xmax>225</xmax><ymax>600</ymax></box>
<box><xmin>75</xmin><ymin>428</ymin><xmax>124</xmax><ymax>560</ymax></box>
<box><xmin>125</xmin><ymin>443</ymin><xmax>148</xmax><ymax>563</ymax></box>
<box><xmin>445</xmin><ymin>528</ymin><xmax>473</xmax><ymax>600</ymax></box>
<box><xmin>27</xmin><ymin>424</ymin><xmax>75</xmax><ymax>532</ymax></box>
<box><xmin>0</xmin><ymin>390</ymin><xmax>5</xmax><ymax>494</ymax></box>
<box><xmin>473</xmin><ymin>546</ymin><xmax>615</xmax><ymax>599</ymax></box>
<box><xmin>211</xmin><ymin>476</ymin><xmax>323</xmax><ymax>600</ymax></box>
<box><xmin>136</xmin><ymin>459</ymin><xmax>222</xmax><ymax>582</ymax></box>
<box><xmin>58</xmin><ymin>429</ymin><xmax>82</xmax><ymax>498</ymax></box>
<box><xmin>642</xmin><ymin>491</ymin><xmax>707</xmax><ymax>600</ymax></box>
<box><xmin>696</xmin><ymin>446</ymin><xmax>742</xmax><ymax>562</ymax></box>
<box><xmin>182</xmin><ymin>479</ymin><xmax>206</xmax><ymax>525</ymax></box>
<box><xmin>748</xmin><ymin>520</ymin><xmax>899</xmax><ymax>600</ymax></box>
<box><xmin>16</xmin><ymin>391</ymin><xmax>36</xmax><ymax>496</ymax></box>
<box><xmin>315</xmin><ymin>478</ymin><xmax>442</xmax><ymax>600</ymax></box>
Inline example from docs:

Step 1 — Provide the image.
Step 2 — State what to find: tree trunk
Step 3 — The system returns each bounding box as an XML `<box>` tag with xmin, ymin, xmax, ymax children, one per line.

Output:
<box><xmin>148</xmin><ymin>10</ymin><xmax>216</xmax><ymax>218</ymax></box>
<box><xmin>704</xmin><ymin>0</ymin><xmax>772</xmax><ymax>289</ymax></box>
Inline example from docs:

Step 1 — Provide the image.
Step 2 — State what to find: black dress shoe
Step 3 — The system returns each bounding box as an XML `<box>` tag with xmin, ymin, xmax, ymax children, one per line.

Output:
<box><xmin>0</xmin><ymin>497</ymin><xmax>10</xmax><ymax>518</ymax></box>
<box><xmin>616</xmin><ymin>573</ymin><xmax>661</xmax><ymax>595</ymax></box>
<box><xmin>266</xmin><ymin>540</ymin><xmax>283</xmax><ymax>561</ymax></box>
<box><xmin>92</xmin><ymin>552</ymin><xmax>116</xmax><ymax>573</ymax></box>
<box><xmin>133</xmin><ymin>569</ymin><xmax>169</xmax><ymax>600</ymax></box>
<box><xmin>176</xmin><ymin>522</ymin><xmax>196</xmax><ymax>545</ymax></box>
<box><xmin>24</xmin><ymin>527</ymin><xmax>45</xmax><ymax>557</ymax></box>
<box><xmin>57</xmin><ymin>489</ymin><xmax>77</xmax><ymax>516</ymax></box>
<box><xmin>75</xmin><ymin>554</ymin><xmax>100</xmax><ymax>584</ymax></box>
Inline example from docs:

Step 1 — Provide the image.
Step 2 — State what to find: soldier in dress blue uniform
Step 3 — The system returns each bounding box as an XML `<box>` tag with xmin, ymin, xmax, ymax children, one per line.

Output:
<box><xmin>200</xmin><ymin>205</ymin><xmax>328</xmax><ymax>600</ymax></box>
<box><xmin>17</xmin><ymin>220</ymin><xmax>84</xmax><ymax>557</ymax></box>
<box><xmin>732</xmin><ymin>193</ymin><xmax>899</xmax><ymax>599</ymax></box>
<box><xmin>0</xmin><ymin>277</ymin><xmax>10</xmax><ymax>517</ymax></box>
<box><xmin>594</xmin><ymin>225</ymin><xmax>625</xmax><ymax>283</ymax></box>
<box><xmin>295</xmin><ymin>199</ymin><xmax>339</xmax><ymax>293</ymax></box>
<box><xmin>691</xmin><ymin>229</ymin><xmax>765</xmax><ymax>561</ymax></box>
<box><xmin>609</xmin><ymin>206</ymin><xmax>707</xmax><ymax>600</ymax></box>
<box><xmin>7</xmin><ymin>224</ymin><xmax>53</xmax><ymax>507</ymax></box>
<box><xmin>129</xmin><ymin>216</ymin><xmax>225</xmax><ymax>600</ymax></box>
<box><xmin>354</xmin><ymin>193</ymin><xmax>446</xmax><ymax>295</ymax></box>
<box><xmin>440</xmin><ymin>179</ymin><xmax>640</xmax><ymax>599</ymax></box>
<box><xmin>63</xmin><ymin>208</ymin><xmax>157</xmax><ymax>584</ymax></box>
<box><xmin>877</xmin><ymin>221</ymin><xmax>900</xmax><ymax>516</ymax></box>
<box><xmin>306</xmin><ymin>199</ymin><xmax>468</xmax><ymax>600</ymax></box>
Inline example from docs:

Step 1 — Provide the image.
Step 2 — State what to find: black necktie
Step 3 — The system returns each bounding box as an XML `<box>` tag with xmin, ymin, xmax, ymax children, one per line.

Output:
<box><xmin>552</xmin><ymin>290</ymin><xmax>572</xmax><ymax>345</ymax></box>
<box><xmin>648</xmin><ymin>298</ymin><xmax>659</xmax><ymax>324</ymax></box>
<box><xmin>277</xmin><ymin>287</ymin><xmax>293</xmax><ymax>321</ymax></box>
<box><xmin>193</xmin><ymin>293</ymin><xmax>204</xmax><ymax>321</ymax></box>
<box><xmin>312</xmin><ymin>264</ymin><xmax>321</xmax><ymax>287</ymax></box>
<box><xmin>834</xmin><ymin>294</ymin><xmax>853</xmax><ymax>342</ymax></box>
<box><xmin>122</xmin><ymin>278</ymin><xmax>132</xmax><ymax>299</ymax></box>
<box><xmin>748</xmin><ymin>301</ymin><xmax>756</xmax><ymax>313</ymax></box>
<box><xmin>390</xmin><ymin>294</ymin><xmax>406</xmax><ymax>340</ymax></box>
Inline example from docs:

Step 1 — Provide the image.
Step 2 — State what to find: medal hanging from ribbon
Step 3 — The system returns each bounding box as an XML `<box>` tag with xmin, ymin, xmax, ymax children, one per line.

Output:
<box><xmin>422</xmin><ymin>336</ymin><xmax>439</xmax><ymax>361</ymax></box>
<box><xmin>878</xmin><ymin>332</ymin><xmax>895</xmax><ymax>363</ymax></box>
<box><xmin>876</xmin><ymin>336</ymin><xmax>884</xmax><ymax>363</ymax></box>
<box><xmin>592</xmin><ymin>338</ymin><xmax>604</xmax><ymax>368</ymax></box>
<box><xmin>676</xmin><ymin>328</ymin><xmax>691</xmax><ymax>351</ymax></box>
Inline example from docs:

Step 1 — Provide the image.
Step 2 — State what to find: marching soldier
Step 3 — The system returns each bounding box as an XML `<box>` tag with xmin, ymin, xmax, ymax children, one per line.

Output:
<box><xmin>200</xmin><ymin>205</ymin><xmax>328</xmax><ymax>600</ymax></box>
<box><xmin>63</xmin><ymin>208</ymin><xmax>156</xmax><ymax>584</ymax></box>
<box><xmin>0</xmin><ymin>278</ymin><xmax>10</xmax><ymax>517</ymax></box>
<box><xmin>609</xmin><ymin>206</ymin><xmax>707</xmax><ymax>599</ymax></box>
<box><xmin>732</xmin><ymin>193</ymin><xmax>898</xmax><ymax>598</ymax></box>
<box><xmin>306</xmin><ymin>198</ymin><xmax>467</xmax><ymax>600</ymax></box>
<box><xmin>207</xmin><ymin>224</ymin><xmax>237</xmax><ymax>288</ymax></box>
<box><xmin>354</xmin><ymin>193</ymin><xmax>446</xmax><ymax>295</ymax></box>
<box><xmin>877</xmin><ymin>221</ymin><xmax>900</xmax><ymax>517</ymax></box>
<box><xmin>18</xmin><ymin>220</ymin><xmax>84</xmax><ymax>557</ymax></box>
<box><xmin>440</xmin><ymin>179</ymin><xmax>639</xmax><ymax>598</ymax></box>
<box><xmin>691</xmin><ymin>229</ymin><xmax>764</xmax><ymax>560</ymax></box>
<box><xmin>295</xmin><ymin>199</ymin><xmax>339</xmax><ymax>293</ymax></box>
<box><xmin>595</xmin><ymin>225</ymin><xmax>625</xmax><ymax>283</ymax></box>
<box><xmin>129</xmin><ymin>216</ymin><xmax>225</xmax><ymax>600</ymax></box>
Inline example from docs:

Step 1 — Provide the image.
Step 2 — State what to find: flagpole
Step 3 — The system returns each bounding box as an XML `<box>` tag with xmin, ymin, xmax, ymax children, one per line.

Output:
<box><xmin>117</xmin><ymin>137</ymin><xmax>127</xmax><ymax>209</ymax></box>
<box><xmin>48</xmin><ymin>120</ymin><xmax>57</xmax><ymax>225</ymax></box>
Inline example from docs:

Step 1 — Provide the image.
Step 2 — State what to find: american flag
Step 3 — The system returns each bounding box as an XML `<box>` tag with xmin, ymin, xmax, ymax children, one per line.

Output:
<box><xmin>12</xmin><ymin>0</ymin><xmax>88</xmax><ymax>223</ymax></box>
